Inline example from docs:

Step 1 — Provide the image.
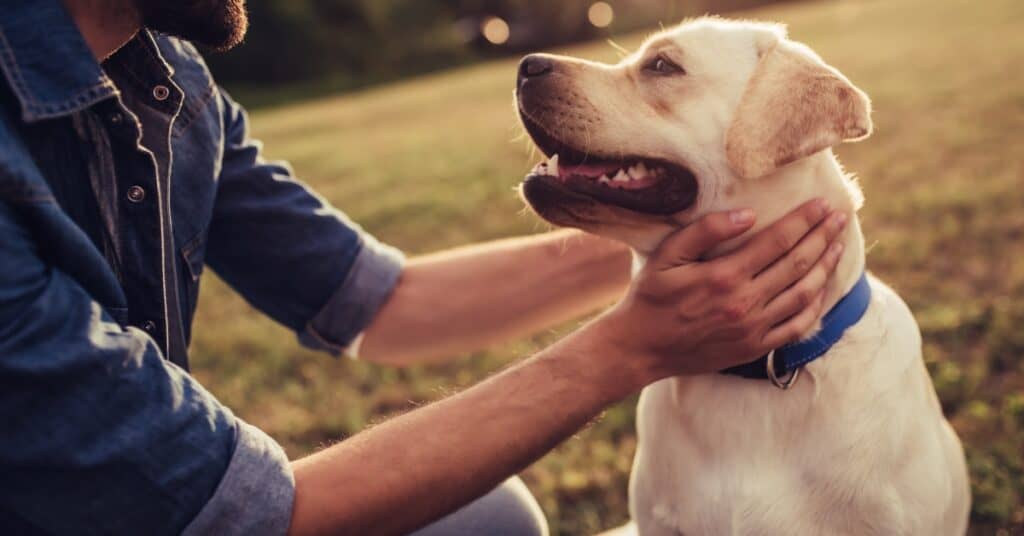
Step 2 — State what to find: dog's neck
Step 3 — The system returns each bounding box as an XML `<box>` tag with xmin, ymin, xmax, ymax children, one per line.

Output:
<box><xmin>749</xmin><ymin>151</ymin><xmax>867</xmax><ymax>320</ymax></box>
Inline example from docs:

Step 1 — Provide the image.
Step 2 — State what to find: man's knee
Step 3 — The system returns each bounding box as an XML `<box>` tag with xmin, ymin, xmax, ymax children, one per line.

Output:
<box><xmin>411</xmin><ymin>477</ymin><xmax>548</xmax><ymax>536</ymax></box>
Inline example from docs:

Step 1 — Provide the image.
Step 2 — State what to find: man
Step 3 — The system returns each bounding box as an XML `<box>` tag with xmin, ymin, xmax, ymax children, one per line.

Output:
<box><xmin>0</xmin><ymin>0</ymin><xmax>847</xmax><ymax>534</ymax></box>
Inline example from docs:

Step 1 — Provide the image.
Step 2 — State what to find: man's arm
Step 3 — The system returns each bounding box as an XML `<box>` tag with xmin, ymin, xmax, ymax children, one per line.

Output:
<box><xmin>206</xmin><ymin>90</ymin><xmax>406</xmax><ymax>357</ymax></box>
<box><xmin>289</xmin><ymin>200</ymin><xmax>848</xmax><ymax>535</ymax></box>
<box><xmin>292</xmin><ymin>318</ymin><xmax>635</xmax><ymax>536</ymax></box>
<box><xmin>210</xmin><ymin>90</ymin><xmax>629</xmax><ymax>365</ymax></box>
<box><xmin>0</xmin><ymin>201</ymin><xmax>294</xmax><ymax>534</ymax></box>
<box><xmin>359</xmin><ymin>229</ymin><xmax>632</xmax><ymax>365</ymax></box>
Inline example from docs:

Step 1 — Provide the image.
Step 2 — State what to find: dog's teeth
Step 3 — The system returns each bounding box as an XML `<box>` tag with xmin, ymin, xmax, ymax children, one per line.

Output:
<box><xmin>627</xmin><ymin>165</ymin><xmax>643</xmax><ymax>179</ymax></box>
<box><xmin>635</xmin><ymin>162</ymin><xmax>649</xmax><ymax>177</ymax></box>
<box><xmin>548</xmin><ymin>154</ymin><xmax>559</xmax><ymax>175</ymax></box>
<box><xmin>598</xmin><ymin>175</ymin><xmax>611</xmax><ymax>184</ymax></box>
<box><xmin>613</xmin><ymin>169</ymin><xmax>630</xmax><ymax>182</ymax></box>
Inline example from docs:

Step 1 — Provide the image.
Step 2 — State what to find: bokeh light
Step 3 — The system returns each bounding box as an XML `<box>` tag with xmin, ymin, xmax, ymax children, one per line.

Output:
<box><xmin>481</xmin><ymin>17</ymin><xmax>510</xmax><ymax>45</ymax></box>
<box><xmin>588</xmin><ymin>2</ymin><xmax>615</xmax><ymax>28</ymax></box>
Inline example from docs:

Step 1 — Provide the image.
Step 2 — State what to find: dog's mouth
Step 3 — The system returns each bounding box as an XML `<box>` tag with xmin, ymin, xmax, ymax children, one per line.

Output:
<box><xmin>520</xmin><ymin>114</ymin><xmax>698</xmax><ymax>215</ymax></box>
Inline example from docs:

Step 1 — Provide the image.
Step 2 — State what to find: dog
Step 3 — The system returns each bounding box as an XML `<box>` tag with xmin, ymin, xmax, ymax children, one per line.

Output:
<box><xmin>515</xmin><ymin>18</ymin><xmax>970</xmax><ymax>535</ymax></box>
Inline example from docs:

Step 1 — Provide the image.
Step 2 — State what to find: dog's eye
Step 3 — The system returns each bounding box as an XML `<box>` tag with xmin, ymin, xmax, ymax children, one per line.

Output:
<box><xmin>643</xmin><ymin>55</ymin><xmax>685</xmax><ymax>76</ymax></box>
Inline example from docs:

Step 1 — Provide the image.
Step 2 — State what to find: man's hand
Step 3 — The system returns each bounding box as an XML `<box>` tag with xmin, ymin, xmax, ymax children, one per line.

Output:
<box><xmin>593</xmin><ymin>198</ymin><xmax>847</xmax><ymax>381</ymax></box>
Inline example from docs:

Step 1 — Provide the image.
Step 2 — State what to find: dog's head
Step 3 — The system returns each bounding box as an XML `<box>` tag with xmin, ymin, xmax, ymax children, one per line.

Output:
<box><xmin>516</xmin><ymin>18</ymin><xmax>871</xmax><ymax>254</ymax></box>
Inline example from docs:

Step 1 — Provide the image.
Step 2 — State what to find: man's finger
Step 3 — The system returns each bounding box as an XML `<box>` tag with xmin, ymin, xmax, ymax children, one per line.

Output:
<box><xmin>753</xmin><ymin>212</ymin><xmax>847</xmax><ymax>300</ymax></box>
<box><xmin>759</xmin><ymin>241</ymin><xmax>841</xmax><ymax>322</ymax></box>
<box><xmin>761</xmin><ymin>289</ymin><xmax>827</xmax><ymax>349</ymax></box>
<box><xmin>649</xmin><ymin>209</ymin><xmax>756</xmax><ymax>271</ymax></box>
<box><xmin>729</xmin><ymin>198</ymin><xmax>832</xmax><ymax>276</ymax></box>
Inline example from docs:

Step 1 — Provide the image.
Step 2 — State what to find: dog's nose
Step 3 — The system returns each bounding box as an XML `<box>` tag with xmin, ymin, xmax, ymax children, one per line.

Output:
<box><xmin>519</xmin><ymin>55</ymin><xmax>554</xmax><ymax>81</ymax></box>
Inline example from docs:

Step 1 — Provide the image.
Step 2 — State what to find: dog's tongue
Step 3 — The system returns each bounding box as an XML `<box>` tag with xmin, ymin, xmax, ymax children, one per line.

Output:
<box><xmin>560</xmin><ymin>162</ymin><xmax>622</xmax><ymax>179</ymax></box>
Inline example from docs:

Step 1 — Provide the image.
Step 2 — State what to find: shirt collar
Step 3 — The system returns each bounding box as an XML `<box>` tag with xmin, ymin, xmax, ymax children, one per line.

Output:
<box><xmin>0</xmin><ymin>0</ymin><xmax>118</xmax><ymax>123</ymax></box>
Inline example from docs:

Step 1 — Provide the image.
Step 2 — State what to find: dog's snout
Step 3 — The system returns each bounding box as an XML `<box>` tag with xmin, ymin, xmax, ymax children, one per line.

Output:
<box><xmin>518</xmin><ymin>55</ymin><xmax>554</xmax><ymax>82</ymax></box>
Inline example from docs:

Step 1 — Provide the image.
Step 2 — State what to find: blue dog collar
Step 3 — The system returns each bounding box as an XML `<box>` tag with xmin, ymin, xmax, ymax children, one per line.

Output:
<box><xmin>721</xmin><ymin>272</ymin><xmax>872</xmax><ymax>387</ymax></box>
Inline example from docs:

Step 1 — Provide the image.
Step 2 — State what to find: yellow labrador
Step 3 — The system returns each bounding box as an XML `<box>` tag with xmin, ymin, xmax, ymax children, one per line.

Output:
<box><xmin>515</xmin><ymin>18</ymin><xmax>970</xmax><ymax>536</ymax></box>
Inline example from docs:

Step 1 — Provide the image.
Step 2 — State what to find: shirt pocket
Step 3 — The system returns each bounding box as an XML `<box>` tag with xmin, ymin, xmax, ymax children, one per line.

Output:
<box><xmin>179</xmin><ymin>231</ymin><xmax>207</xmax><ymax>342</ymax></box>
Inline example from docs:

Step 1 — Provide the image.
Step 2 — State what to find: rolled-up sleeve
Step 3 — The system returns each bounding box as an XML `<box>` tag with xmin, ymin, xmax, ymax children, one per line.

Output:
<box><xmin>206</xmin><ymin>90</ymin><xmax>404</xmax><ymax>355</ymax></box>
<box><xmin>0</xmin><ymin>202</ymin><xmax>294</xmax><ymax>535</ymax></box>
<box><xmin>183</xmin><ymin>421</ymin><xmax>294</xmax><ymax>536</ymax></box>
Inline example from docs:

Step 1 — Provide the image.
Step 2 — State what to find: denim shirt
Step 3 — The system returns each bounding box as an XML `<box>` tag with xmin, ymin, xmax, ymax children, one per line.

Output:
<box><xmin>0</xmin><ymin>1</ymin><xmax>404</xmax><ymax>534</ymax></box>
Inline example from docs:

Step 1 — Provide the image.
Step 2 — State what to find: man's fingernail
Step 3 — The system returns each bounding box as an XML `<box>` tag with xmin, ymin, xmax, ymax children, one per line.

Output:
<box><xmin>730</xmin><ymin>209</ymin><xmax>755</xmax><ymax>225</ymax></box>
<box><xmin>815</xmin><ymin>198</ymin><xmax>830</xmax><ymax>216</ymax></box>
<box><xmin>830</xmin><ymin>241</ymin><xmax>845</xmax><ymax>259</ymax></box>
<box><xmin>831</xmin><ymin>212</ymin><xmax>848</xmax><ymax>230</ymax></box>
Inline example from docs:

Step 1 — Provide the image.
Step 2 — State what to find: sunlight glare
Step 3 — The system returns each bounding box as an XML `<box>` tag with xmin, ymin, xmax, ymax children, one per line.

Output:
<box><xmin>588</xmin><ymin>2</ymin><xmax>614</xmax><ymax>28</ymax></box>
<box><xmin>482</xmin><ymin>17</ymin><xmax>510</xmax><ymax>45</ymax></box>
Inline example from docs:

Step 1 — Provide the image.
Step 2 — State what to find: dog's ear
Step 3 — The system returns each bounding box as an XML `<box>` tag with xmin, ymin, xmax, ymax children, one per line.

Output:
<box><xmin>725</xmin><ymin>39</ymin><xmax>872</xmax><ymax>180</ymax></box>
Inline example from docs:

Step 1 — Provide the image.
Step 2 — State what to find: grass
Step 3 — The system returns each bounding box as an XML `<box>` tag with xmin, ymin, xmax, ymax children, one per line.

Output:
<box><xmin>191</xmin><ymin>0</ymin><xmax>1024</xmax><ymax>533</ymax></box>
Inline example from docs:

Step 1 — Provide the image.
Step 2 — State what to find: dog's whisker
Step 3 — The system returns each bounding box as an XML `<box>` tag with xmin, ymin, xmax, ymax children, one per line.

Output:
<box><xmin>582</xmin><ymin>122</ymin><xmax>594</xmax><ymax>164</ymax></box>
<box><xmin>509</xmin><ymin>123</ymin><xmax>530</xmax><ymax>146</ymax></box>
<box><xmin>607</xmin><ymin>39</ymin><xmax>630</xmax><ymax>59</ymax></box>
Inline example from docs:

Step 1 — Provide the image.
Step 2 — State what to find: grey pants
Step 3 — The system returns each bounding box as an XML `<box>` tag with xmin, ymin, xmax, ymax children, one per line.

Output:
<box><xmin>410</xmin><ymin>477</ymin><xmax>549</xmax><ymax>536</ymax></box>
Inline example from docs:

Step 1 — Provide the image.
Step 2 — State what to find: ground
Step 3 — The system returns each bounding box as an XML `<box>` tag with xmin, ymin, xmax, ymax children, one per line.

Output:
<box><xmin>191</xmin><ymin>0</ymin><xmax>1024</xmax><ymax>532</ymax></box>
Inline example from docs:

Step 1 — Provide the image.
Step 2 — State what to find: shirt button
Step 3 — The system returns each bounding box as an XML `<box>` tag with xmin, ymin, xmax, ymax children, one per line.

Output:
<box><xmin>141</xmin><ymin>320</ymin><xmax>157</xmax><ymax>333</ymax></box>
<box><xmin>126</xmin><ymin>185</ymin><xmax>146</xmax><ymax>203</ymax></box>
<box><xmin>152</xmin><ymin>84</ymin><xmax>171</xmax><ymax>101</ymax></box>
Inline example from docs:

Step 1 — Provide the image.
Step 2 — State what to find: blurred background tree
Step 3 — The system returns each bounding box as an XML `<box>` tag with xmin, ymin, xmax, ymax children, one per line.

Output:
<box><xmin>207</xmin><ymin>0</ymin><xmax>795</xmax><ymax>102</ymax></box>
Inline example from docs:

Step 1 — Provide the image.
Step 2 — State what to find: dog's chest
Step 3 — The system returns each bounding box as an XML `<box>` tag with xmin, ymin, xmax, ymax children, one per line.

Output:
<box><xmin>631</xmin><ymin>375</ymin><xmax>858</xmax><ymax>535</ymax></box>
<box><xmin>628</xmin><ymin>280</ymin><xmax>953</xmax><ymax>535</ymax></box>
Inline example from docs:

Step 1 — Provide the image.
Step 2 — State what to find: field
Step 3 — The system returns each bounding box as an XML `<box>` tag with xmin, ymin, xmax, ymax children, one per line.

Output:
<box><xmin>192</xmin><ymin>0</ymin><xmax>1024</xmax><ymax>533</ymax></box>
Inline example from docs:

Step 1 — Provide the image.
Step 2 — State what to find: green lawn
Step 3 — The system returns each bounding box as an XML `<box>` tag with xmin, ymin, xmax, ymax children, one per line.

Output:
<box><xmin>192</xmin><ymin>0</ymin><xmax>1024</xmax><ymax>532</ymax></box>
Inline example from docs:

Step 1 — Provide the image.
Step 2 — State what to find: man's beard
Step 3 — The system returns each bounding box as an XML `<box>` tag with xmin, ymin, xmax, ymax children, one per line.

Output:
<box><xmin>135</xmin><ymin>0</ymin><xmax>248</xmax><ymax>51</ymax></box>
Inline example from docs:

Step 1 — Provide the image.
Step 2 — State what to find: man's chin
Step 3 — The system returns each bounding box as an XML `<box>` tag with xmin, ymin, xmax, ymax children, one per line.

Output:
<box><xmin>138</xmin><ymin>0</ymin><xmax>248</xmax><ymax>51</ymax></box>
